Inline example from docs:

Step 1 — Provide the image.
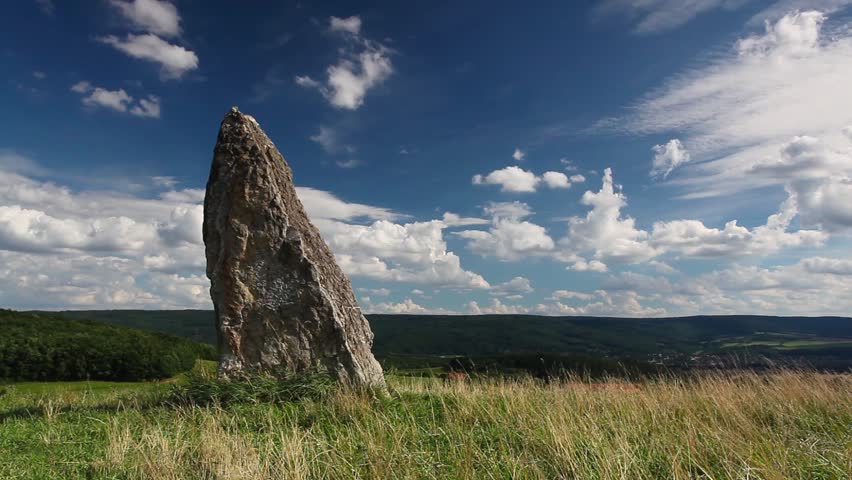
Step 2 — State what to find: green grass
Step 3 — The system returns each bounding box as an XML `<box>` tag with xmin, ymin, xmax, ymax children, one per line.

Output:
<box><xmin>1</xmin><ymin>369</ymin><xmax>850</xmax><ymax>479</ymax></box>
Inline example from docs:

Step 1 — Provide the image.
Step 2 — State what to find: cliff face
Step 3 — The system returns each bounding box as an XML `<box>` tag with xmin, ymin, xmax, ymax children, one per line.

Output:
<box><xmin>203</xmin><ymin>107</ymin><xmax>385</xmax><ymax>388</ymax></box>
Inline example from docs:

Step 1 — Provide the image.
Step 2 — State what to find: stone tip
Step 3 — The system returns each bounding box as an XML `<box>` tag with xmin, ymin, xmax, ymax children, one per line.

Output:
<box><xmin>230</xmin><ymin>106</ymin><xmax>240</xmax><ymax>114</ymax></box>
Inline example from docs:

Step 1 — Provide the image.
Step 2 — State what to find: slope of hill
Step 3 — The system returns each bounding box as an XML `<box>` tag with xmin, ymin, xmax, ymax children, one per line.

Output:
<box><xmin>1</xmin><ymin>310</ymin><xmax>215</xmax><ymax>381</ymax></box>
<box><xmin>53</xmin><ymin>310</ymin><xmax>852</xmax><ymax>370</ymax></box>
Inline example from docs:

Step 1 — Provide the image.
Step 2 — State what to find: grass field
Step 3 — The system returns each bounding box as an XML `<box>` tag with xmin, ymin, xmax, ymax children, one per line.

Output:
<box><xmin>1</xmin><ymin>366</ymin><xmax>850</xmax><ymax>479</ymax></box>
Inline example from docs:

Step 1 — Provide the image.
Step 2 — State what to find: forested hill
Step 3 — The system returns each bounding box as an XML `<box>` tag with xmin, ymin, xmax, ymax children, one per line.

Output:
<box><xmin>53</xmin><ymin>310</ymin><xmax>852</xmax><ymax>369</ymax></box>
<box><xmin>1</xmin><ymin>310</ymin><xmax>215</xmax><ymax>381</ymax></box>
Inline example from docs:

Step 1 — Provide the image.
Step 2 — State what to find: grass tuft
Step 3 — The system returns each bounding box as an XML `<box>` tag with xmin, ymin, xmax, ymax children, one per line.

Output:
<box><xmin>164</xmin><ymin>369</ymin><xmax>337</xmax><ymax>407</ymax></box>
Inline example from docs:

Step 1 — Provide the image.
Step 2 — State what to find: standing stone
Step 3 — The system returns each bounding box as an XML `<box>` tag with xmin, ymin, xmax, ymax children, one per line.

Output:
<box><xmin>203</xmin><ymin>107</ymin><xmax>385</xmax><ymax>388</ymax></box>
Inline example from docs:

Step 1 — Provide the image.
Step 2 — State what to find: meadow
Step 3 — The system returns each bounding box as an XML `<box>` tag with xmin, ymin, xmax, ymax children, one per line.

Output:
<box><xmin>1</xmin><ymin>366</ymin><xmax>850</xmax><ymax>479</ymax></box>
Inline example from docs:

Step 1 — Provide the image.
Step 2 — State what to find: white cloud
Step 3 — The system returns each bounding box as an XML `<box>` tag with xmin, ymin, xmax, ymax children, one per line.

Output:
<box><xmin>32</xmin><ymin>71</ymin><xmax>46</xmax><ymax>80</ymax></box>
<box><xmin>650</xmin><ymin>194</ymin><xmax>826</xmax><ymax>256</ymax></box>
<box><xmin>467</xmin><ymin>298</ymin><xmax>529</xmax><ymax>315</ymax></box>
<box><xmin>151</xmin><ymin>176</ymin><xmax>178</xmax><ymax>188</ymax></box>
<box><xmin>542</xmin><ymin>171</ymin><xmax>571</xmax><ymax>189</ymax></box>
<box><xmin>455</xmin><ymin>202</ymin><xmax>555</xmax><ymax>261</ymax></box>
<box><xmin>329</xmin><ymin>15</ymin><xmax>362</xmax><ymax>35</ymax></box>
<box><xmin>72</xmin><ymin>82</ymin><xmax>161</xmax><ymax>119</ymax></box>
<box><xmin>129</xmin><ymin>95</ymin><xmax>161</xmax><ymax>118</ymax></box>
<box><xmin>296</xmin><ymin>17</ymin><xmax>393</xmax><ymax>110</ymax></box>
<box><xmin>364</xmin><ymin>298</ymin><xmax>457</xmax><ymax>315</ymax></box>
<box><xmin>648</xmin><ymin>260</ymin><xmax>677</xmax><ymax>274</ymax></box>
<box><xmin>295</xmin><ymin>75</ymin><xmax>320</xmax><ymax>88</ymax></box>
<box><xmin>611</xmin><ymin>10</ymin><xmax>852</xmax><ymax>200</ymax></box>
<box><xmin>737</xmin><ymin>10</ymin><xmax>824</xmax><ymax>58</ymax></box>
<box><xmin>491</xmin><ymin>276</ymin><xmax>534</xmax><ymax>295</ymax></box>
<box><xmin>335</xmin><ymin>159</ymin><xmax>361</xmax><ymax>169</ymax></box>
<box><xmin>441</xmin><ymin>212</ymin><xmax>489</xmax><ymax>227</ymax></box>
<box><xmin>70</xmin><ymin>81</ymin><xmax>92</xmax><ymax>93</ymax></box>
<box><xmin>81</xmin><ymin>87</ymin><xmax>133</xmax><ymax>112</ymax></box>
<box><xmin>534</xmin><ymin>289</ymin><xmax>666</xmax><ymax>317</ymax></box>
<box><xmin>324</xmin><ymin>47</ymin><xmax>392</xmax><ymax>109</ymax></box>
<box><xmin>570</xmin><ymin>259</ymin><xmax>608</xmax><ymax>272</ymax></box>
<box><xmin>474</xmin><ymin>166</ymin><xmax>583</xmax><ymax>192</ymax></box>
<box><xmin>0</xmin><ymin>158</ymin><xmax>489</xmax><ymax>308</ymax></box>
<box><xmin>512</xmin><ymin>148</ymin><xmax>525</xmax><ymax>161</ymax></box>
<box><xmin>604</xmin><ymin>256</ymin><xmax>852</xmax><ymax>316</ymax></box>
<box><xmin>321</xmin><ymin>219</ymin><xmax>490</xmax><ymax>289</ymax></box>
<box><xmin>98</xmin><ymin>33</ymin><xmax>199</xmax><ymax>79</ymax></box>
<box><xmin>358</xmin><ymin>287</ymin><xmax>390</xmax><ymax>296</ymax></box>
<box><xmin>294</xmin><ymin>186</ymin><xmax>400</xmax><ymax>221</ymax></box>
<box><xmin>750</xmin><ymin>1</ymin><xmax>852</xmax><ymax>23</ymax></box>
<box><xmin>799</xmin><ymin>256</ymin><xmax>852</xmax><ymax>275</ymax></box>
<box><xmin>548</xmin><ymin>290</ymin><xmax>595</xmax><ymax>301</ymax></box>
<box><xmin>593</xmin><ymin>0</ymin><xmax>749</xmax><ymax>34</ymax></box>
<box><xmin>108</xmin><ymin>0</ymin><xmax>181</xmax><ymax>38</ymax></box>
<box><xmin>473</xmin><ymin>166</ymin><xmax>540</xmax><ymax>193</ymax></box>
<box><xmin>747</xmin><ymin>135</ymin><xmax>852</xmax><ymax>231</ymax></box>
<box><xmin>569</xmin><ymin>174</ymin><xmax>586</xmax><ymax>183</ymax></box>
<box><xmin>651</xmin><ymin>139</ymin><xmax>690</xmax><ymax>178</ymax></box>
<box><xmin>559</xmin><ymin>168</ymin><xmax>658</xmax><ymax>266</ymax></box>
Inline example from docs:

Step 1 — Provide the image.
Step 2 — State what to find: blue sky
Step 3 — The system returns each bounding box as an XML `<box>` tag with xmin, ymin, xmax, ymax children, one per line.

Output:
<box><xmin>2</xmin><ymin>0</ymin><xmax>852</xmax><ymax>316</ymax></box>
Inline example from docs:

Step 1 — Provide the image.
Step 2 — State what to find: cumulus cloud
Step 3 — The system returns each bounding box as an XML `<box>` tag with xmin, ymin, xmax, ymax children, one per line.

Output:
<box><xmin>560</xmin><ymin>168</ymin><xmax>658</xmax><ymax>265</ymax></box>
<box><xmin>473</xmin><ymin>166</ymin><xmax>581</xmax><ymax>193</ymax></box>
<box><xmin>542</xmin><ymin>171</ymin><xmax>571</xmax><ymax>189</ymax></box>
<box><xmin>603</xmin><ymin>256</ymin><xmax>852</xmax><ymax>316</ymax></box>
<box><xmin>473</xmin><ymin>166</ymin><xmax>540</xmax><ymax>193</ymax></box>
<box><xmin>296</xmin><ymin>16</ymin><xmax>393</xmax><ymax>110</ymax></box>
<box><xmin>462</xmin><ymin>166</ymin><xmax>827</xmax><ymax>273</ymax></box>
<box><xmin>651</xmin><ymin>139</ymin><xmax>690</xmax><ymax>178</ymax></box>
<box><xmin>108</xmin><ymin>0</ymin><xmax>181</xmax><ymax>38</ymax></box>
<box><xmin>491</xmin><ymin>276</ymin><xmax>533</xmax><ymax>296</ymax></box>
<box><xmin>455</xmin><ymin>202</ymin><xmax>555</xmax><ymax>261</ymax></box>
<box><xmin>81</xmin><ymin>87</ymin><xmax>133</xmax><ymax>113</ymax></box>
<box><xmin>467</xmin><ymin>298</ymin><xmax>529</xmax><ymax>315</ymax></box>
<box><xmin>512</xmin><ymin>148</ymin><xmax>525</xmax><ymax>161</ymax></box>
<box><xmin>747</xmin><ymin>135</ymin><xmax>852</xmax><ymax>231</ymax></box>
<box><xmin>0</xmin><ymin>158</ymin><xmax>489</xmax><ymax>308</ymax></box>
<box><xmin>71</xmin><ymin>82</ymin><xmax>161</xmax><ymax>119</ymax></box>
<box><xmin>98</xmin><ymin>33</ymin><xmax>198</xmax><ymax>79</ymax></box>
<box><xmin>321</xmin><ymin>219</ymin><xmax>490</xmax><ymax>289</ymax></box>
<box><xmin>364</xmin><ymin>298</ymin><xmax>455</xmax><ymax>315</ymax></box>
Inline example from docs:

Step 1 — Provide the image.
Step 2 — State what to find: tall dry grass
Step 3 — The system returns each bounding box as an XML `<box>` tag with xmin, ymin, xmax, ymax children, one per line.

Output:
<box><xmin>92</xmin><ymin>370</ymin><xmax>851</xmax><ymax>480</ymax></box>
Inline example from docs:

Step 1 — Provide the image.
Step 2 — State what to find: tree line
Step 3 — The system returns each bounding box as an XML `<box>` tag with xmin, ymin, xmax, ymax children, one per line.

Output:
<box><xmin>0</xmin><ymin>309</ymin><xmax>215</xmax><ymax>381</ymax></box>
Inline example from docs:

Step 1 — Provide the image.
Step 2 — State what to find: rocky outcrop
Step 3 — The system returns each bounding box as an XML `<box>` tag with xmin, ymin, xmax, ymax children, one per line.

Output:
<box><xmin>203</xmin><ymin>107</ymin><xmax>385</xmax><ymax>388</ymax></box>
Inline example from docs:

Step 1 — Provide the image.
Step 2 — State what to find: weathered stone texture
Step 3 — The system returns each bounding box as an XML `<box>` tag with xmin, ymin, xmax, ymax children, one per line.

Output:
<box><xmin>203</xmin><ymin>107</ymin><xmax>385</xmax><ymax>388</ymax></box>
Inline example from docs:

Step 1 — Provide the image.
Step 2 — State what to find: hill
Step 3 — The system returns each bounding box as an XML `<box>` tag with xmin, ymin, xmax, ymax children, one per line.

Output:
<box><xmin>54</xmin><ymin>310</ymin><xmax>852</xmax><ymax>370</ymax></box>
<box><xmin>0</xmin><ymin>310</ymin><xmax>215</xmax><ymax>381</ymax></box>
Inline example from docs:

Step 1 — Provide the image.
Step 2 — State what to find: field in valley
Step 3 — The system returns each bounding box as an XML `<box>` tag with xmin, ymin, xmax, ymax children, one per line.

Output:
<box><xmin>2</xmin><ymin>365</ymin><xmax>850</xmax><ymax>479</ymax></box>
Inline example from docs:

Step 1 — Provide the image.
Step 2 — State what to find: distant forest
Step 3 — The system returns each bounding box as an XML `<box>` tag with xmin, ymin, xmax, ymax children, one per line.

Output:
<box><xmin>55</xmin><ymin>310</ymin><xmax>852</xmax><ymax>371</ymax></box>
<box><xmin>0</xmin><ymin>310</ymin><xmax>215</xmax><ymax>381</ymax></box>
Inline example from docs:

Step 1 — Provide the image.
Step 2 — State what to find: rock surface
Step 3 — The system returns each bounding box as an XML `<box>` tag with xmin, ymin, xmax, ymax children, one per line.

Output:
<box><xmin>203</xmin><ymin>107</ymin><xmax>385</xmax><ymax>388</ymax></box>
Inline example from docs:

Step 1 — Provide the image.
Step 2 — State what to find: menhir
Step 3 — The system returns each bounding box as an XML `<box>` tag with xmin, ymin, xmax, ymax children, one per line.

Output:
<box><xmin>203</xmin><ymin>107</ymin><xmax>385</xmax><ymax>388</ymax></box>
